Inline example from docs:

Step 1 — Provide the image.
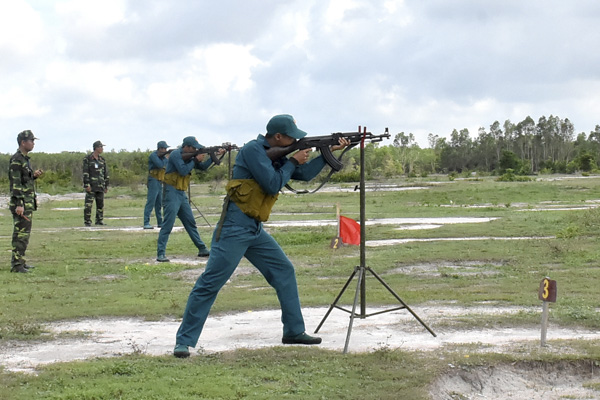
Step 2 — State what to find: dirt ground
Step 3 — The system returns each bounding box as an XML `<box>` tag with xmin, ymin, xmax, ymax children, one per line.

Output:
<box><xmin>1</xmin><ymin>304</ymin><xmax>599</xmax><ymax>399</ymax></box>
<box><xmin>2</xmin><ymin>191</ymin><xmax>600</xmax><ymax>398</ymax></box>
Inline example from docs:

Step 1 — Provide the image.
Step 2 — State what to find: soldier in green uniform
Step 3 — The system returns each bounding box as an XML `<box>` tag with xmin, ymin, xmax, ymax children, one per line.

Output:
<box><xmin>83</xmin><ymin>140</ymin><xmax>110</xmax><ymax>226</ymax></box>
<box><xmin>9</xmin><ymin>130</ymin><xmax>44</xmax><ymax>273</ymax></box>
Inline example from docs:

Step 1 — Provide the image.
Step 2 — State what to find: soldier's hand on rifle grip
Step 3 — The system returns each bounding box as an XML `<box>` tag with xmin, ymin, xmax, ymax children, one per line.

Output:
<box><xmin>292</xmin><ymin>148</ymin><xmax>312</xmax><ymax>165</ymax></box>
<box><xmin>195</xmin><ymin>153</ymin><xmax>206</xmax><ymax>162</ymax></box>
<box><xmin>331</xmin><ymin>137</ymin><xmax>351</xmax><ymax>151</ymax></box>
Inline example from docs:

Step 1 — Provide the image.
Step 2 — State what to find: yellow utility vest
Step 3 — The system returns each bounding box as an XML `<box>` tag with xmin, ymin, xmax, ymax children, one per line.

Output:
<box><xmin>226</xmin><ymin>179</ymin><xmax>278</xmax><ymax>222</ymax></box>
<box><xmin>149</xmin><ymin>168</ymin><xmax>166</xmax><ymax>182</ymax></box>
<box><xmin>163</xmin><ymin>171</ymin><xmax>191</xmax><ymax>191</ymax></box>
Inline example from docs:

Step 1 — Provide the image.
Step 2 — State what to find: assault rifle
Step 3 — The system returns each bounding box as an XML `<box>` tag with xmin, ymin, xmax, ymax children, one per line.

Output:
<box><xmin>266</xmin><ymin>129</ymin><xmax>390</xmax><ymax>171</ymax></box>
<box><xmin>181</xmin><ymin>143</ymin><xmax>239</xmax><ymax>165</ymax></box>
<box><xmin>220</xmin><ymin>142</ymin><xmax>239</xmax><ymax>154</ymax></box>
<box><xmin>158</xmin><ymin>148</ymin><xmax>175</xmax><ymax>157</ymax></box>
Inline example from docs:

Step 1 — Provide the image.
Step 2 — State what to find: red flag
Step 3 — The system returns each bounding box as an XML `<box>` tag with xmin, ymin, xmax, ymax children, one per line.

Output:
<box><xmin>339</xmin><ymin>215</ymin><xmax>360</xmax><ymax>245</ymax></box>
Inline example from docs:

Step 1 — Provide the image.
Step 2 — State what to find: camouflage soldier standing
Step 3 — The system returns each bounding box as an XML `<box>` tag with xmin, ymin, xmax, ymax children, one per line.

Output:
<box><xmin>9</xmin><ymin>130</ymin><xmax>44</xmax><ymax>273</ymax></box>
<box><xmin>83</xmin><ymin>140</ymin><xmax>109</xmax><ymax>226</ymax></box>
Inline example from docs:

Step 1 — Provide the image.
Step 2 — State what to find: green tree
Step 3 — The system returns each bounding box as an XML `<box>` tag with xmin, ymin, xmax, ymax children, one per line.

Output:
<box><xmin>498</xmin><ymin>150</ymin><xmax>522</xmax><ymax>174</ymax></box>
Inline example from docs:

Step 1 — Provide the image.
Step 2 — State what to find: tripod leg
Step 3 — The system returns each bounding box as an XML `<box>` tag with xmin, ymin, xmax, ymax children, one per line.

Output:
<box><xmin>367</xmin><ymin>267</ymin><xmax>436</xmax><ymax>337</ymax></box>
<box><xmin>314</xmin><ymin>266</ymin><xmax>359</xmax><ymax>333</ymax></box>
<box><xmin>344</xmin><ymin>266</ymin><xmax>366</xmax><ymax>354</ymax></box>
<box><xmin>190</xmin><ymin>198</ymin><xmax>212</xmax><ymax>227</ymax></box>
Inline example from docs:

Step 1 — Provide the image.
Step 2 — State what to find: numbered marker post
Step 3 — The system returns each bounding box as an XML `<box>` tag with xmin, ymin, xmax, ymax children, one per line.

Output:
<box><xmin>331</xmin><ymin>204</ymin><xmax>341</xmax><ymax>249</ymax></box>
<box><xmin>538</xmin><ymin>277</ymin><xmax>557</xmax><ymax>347</ymax></box>
<box><xmin>330</xmin><ymin>237</ymin><xmax>342</xmax><ymax>249</ymax></box>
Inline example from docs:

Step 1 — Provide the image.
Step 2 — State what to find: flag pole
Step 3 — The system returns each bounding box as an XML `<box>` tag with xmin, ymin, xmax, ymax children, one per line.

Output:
<box><xmin>336</xmin><ymin>203</ymin><xmax>340</xmax><ymax>237</ymax></box>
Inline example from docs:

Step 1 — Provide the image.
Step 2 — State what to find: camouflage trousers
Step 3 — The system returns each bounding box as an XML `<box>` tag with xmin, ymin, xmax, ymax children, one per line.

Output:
<box><xmin>12</xmin><ymin>211</ymin><xmax>33</xmax><ymax>269</ymax></box>
<box><xmin>84</xmin><ymin>190</ymin><xmax>105</xmax><ymax>224</ymax></box>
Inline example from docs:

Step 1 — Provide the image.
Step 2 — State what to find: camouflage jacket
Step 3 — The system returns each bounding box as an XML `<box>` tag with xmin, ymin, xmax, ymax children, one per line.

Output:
<box><xmin>9</xmin><ymin>149</ymin><xmax>38</xmax><ymax>212</ymax></box>
<box><xmin>83</xmin><ymin>153</ymin><xmax>109</xmax><ymax>191</ymax></box>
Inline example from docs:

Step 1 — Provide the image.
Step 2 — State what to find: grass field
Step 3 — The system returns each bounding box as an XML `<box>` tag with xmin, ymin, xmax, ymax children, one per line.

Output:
<box><xmin>1</xmin><ymin>175</ymin><xmax>599</xmax><ymax>399</ymax></box>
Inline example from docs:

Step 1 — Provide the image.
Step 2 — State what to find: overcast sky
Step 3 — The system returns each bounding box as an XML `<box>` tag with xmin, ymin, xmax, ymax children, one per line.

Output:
<box><xmin>1</xmin><ymin>0</ymin><xmax>599</xmax><ymax>154</ymax></box>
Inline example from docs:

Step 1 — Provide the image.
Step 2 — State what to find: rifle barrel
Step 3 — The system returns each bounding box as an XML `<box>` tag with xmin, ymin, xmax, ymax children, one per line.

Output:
<box><xmin>266</xmin><ymin>130</ymin><xmax>389</xmax><ymax>161</ymax></box>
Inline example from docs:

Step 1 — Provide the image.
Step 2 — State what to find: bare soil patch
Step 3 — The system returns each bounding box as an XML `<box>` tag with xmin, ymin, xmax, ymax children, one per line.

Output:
<box><xmin>430</xmin><ymin>360</ymin><xmax>600</xmax><ymax>400</ymax></box>
<box><xmin>1</xmin><ymin>305</ymin><xmax>599</xmax><ymax>378</ymax></box>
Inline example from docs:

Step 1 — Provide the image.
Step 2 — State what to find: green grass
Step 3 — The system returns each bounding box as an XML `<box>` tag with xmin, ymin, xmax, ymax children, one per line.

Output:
<box><xmin>1</xmin><ymin>176</ymin><xmax>600</xmax><ymax>398</ymax></box>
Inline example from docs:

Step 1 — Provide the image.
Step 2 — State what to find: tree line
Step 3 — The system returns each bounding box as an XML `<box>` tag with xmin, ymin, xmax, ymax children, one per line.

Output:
<box><xmin>422</xmin><ymin>115</ymin><xmax>600</xmax><ymax>175</ymax></box>
<box><xmin>1</xmin><ymin>115</ymin><xmax>598</xmax><ymax>195</ymax></box>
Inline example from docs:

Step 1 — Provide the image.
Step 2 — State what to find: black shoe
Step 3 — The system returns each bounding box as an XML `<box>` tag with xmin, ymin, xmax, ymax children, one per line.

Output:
<box><xmin>10</xmin><ymin>266</ymin><xmax>29</xmax><ymax>273</ymax></box>
<box><xmin>173</xmin><ymin>344</ymin><xmax>190</xmax><ymax>358</ymax></box>
<box><xmin>282</xmin><ymin>332</ymin><xmax>322</xmax><ymax>345</ymax></box>
<box><xmin>197</xmin><ymin>248</ymin><xmax>210</xmax><ymax>257</ymax></box>
<box><xmin>84</xmin><ymin>222</ymin><xmax>92</xmax><ymax>227</ymax></box>
<box><xmin>156</xmin><ymin>255</ymin><xmax>170</xmax><ymax>262</ymax></box>
<box><xmin>25</xmin><ymin>264</ymin><xmax>35</xmax><ymax>270</ymax></box>
<box><xmin>95</xmin><ymin>221</ymin><xmax>105</xmax><ymax>226</ymax></box>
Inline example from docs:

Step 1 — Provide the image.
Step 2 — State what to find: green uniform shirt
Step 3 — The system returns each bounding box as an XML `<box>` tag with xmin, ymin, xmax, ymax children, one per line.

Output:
<box><xmin>9</xmin><ymin>149</ymin><xmax>37</xmax><ymax>212</ymax></box>
<box><xmin>83</xmin><ymin>153</ymin><xmax>109</xmax><ymax>192</ymax></box>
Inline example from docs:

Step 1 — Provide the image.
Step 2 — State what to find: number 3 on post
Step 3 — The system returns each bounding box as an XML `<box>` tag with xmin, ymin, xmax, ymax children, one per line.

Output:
<box><xmin>538</xmin><ymin>277</ymin><xmax>557</xmax><ymax>303</ymax></box>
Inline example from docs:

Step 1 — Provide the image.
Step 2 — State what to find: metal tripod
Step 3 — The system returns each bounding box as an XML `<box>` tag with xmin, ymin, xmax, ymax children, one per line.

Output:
<box><xmin>314</xmin><ymin>126</ymin><xmax>436</xmax><ymax>353</ymax></box>
<box><xmin>188</xmin><ymin>184</ymin><xmax>212</xmax><ymax>227</ymax></box>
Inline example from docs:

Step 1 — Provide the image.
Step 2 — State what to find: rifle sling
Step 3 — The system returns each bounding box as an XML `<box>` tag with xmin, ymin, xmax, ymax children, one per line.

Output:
<box><xmin>283</xmin><ymin>144</ymin><xmax>356</xmax><ymax>194</ymax></box>
<box><xmin>215</xmin><ymin>194</ymin><xmax>230</xmax><ymax>242</ymax></box>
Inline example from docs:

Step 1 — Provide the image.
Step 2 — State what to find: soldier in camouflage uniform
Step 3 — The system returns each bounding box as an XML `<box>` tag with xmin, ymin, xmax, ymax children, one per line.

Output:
<box><xmin>9</xmin><ymin>130</ymin><xmax>44</xmax><ymax>273</ymax></box>
<box><xmin>83</xmin><ymin>140</ymin><xmax>109</xmax><ymax>226</ymax></box>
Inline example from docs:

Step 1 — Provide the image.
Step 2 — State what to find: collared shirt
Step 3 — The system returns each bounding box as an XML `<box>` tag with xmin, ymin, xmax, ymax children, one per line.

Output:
<box><xmin>9</xmin><ymin>149</ymin><xmax>37</xmax><ymax>211</ymax></box>
<box><xmin>83</xmin><ymin>153</ymin><xmax>109</xmax><ymax>191</ymax></box>
<box><xmin>148</xmin><ymin>150</ymin><xmax>168</xmax><ymax>172</ymax></box>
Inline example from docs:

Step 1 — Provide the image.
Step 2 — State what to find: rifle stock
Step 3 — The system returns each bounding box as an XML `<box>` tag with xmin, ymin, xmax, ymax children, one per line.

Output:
<box><xmin>266</xmin><ymin>129</ymin><xmax>390</xmax><ymax>171</ymax></box>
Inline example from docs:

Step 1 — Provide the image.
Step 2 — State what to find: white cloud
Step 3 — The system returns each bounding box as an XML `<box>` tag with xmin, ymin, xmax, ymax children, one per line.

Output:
<box><xmin>1</xmin><ymin>0</ymin><xmax>600</xmax><ymax>153</ymax></box>
<box><xmin>55</xmin><ymin>0</ymin><xmax>126</xmax><ymax>28</ymax></box>
<box><xmin>145</xmin><ymin>43</ymin><xmax>262</xmax><ymax>115</ymax></box>
<box><xmin>44</xmin><ymin>61</ymin><xmax>134</xmax><ymax>104</ymax></box>
<box><xmin>0</xmin><ymin>1</ymin><xmax>44</xmax><ymax>51</ymax></box>
<box><xmin>0</xmin><ymin>86</ymin><xmax>49</xmax><ymax>118</ymax></box>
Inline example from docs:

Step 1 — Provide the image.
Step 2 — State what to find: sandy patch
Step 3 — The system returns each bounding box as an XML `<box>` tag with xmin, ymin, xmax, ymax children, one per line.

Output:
<box><xmin>430</xmin><ymin>361</ymin><xmax>600</xmax><ymax>400</ymax></box>
<box><xmin>367</xmin><ymin>235</ymin><xmax>554</xmax><ymax>247</ymax></box>
<box><xmin>264</xmin><ymin>217</ymin><xmax>498</xmax><ymax>228</ymax></box>
<box><xmin>1</xmin><ymin>305</ymin><xmax>599</xmax><ymax>376</ymax></box>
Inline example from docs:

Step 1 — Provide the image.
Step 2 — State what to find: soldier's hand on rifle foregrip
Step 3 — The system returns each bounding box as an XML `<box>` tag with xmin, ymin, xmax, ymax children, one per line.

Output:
<box><xmin>292</xmin><ymin>148</ymin><xmax>312</xmax><ymax>165</ymax></box>
<box><xmin>331</xmin><ymin>137</ymin><xmax>351</xmax><ymax>151</ymax></box>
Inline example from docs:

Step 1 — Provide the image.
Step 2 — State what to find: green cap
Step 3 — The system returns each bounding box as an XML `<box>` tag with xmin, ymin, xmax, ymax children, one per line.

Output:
<box><xmin>266</xmin><ymin>114</ymin><xmax>307</xmax><ymax>139</ymax></box>
<box><xmin>93</xmin><ymin>140</ymin><xmax>105</xmax><ymax>149</ymax></box>
<box><xmin>182</xmin><ymin>136</ymin><xmax>201</xmax><ymax>149</ymax></box>
<box><xmin>17</xmin><ymin>130</ymin><xmax>38</xmax><ymax>143</ymax></box>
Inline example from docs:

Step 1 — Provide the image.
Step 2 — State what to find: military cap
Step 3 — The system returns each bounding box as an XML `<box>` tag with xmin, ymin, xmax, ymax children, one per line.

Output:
<box><xmin>266</xmin><ymin>114</ymin><xmax>307</xmax><ymax>139</ymax></box>
<box><xmin>17</xmin><ymin>130</ymin><xmax>39</xmax><ymax>143</ymax></box>
<box><xmin>93</xmin><ymin>140</ymin><xmax>105</xmax><ymax>149</ymax></box>
<box><xmin>182</xmin><ymin>136</ymin><xmax>201</xmax><ymax>149</ymax></box>
<box><xmin>157</xmin><ymin>140</ymin><xmax>169</xmax><ymax>149</ymax></box>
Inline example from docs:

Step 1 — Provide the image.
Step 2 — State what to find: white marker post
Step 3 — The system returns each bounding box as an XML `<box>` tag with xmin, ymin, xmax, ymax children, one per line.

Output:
<box><xmin>538</xmin><ymin>277</ymin><xmax>557</xmax><ymax>347</ymax></box>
